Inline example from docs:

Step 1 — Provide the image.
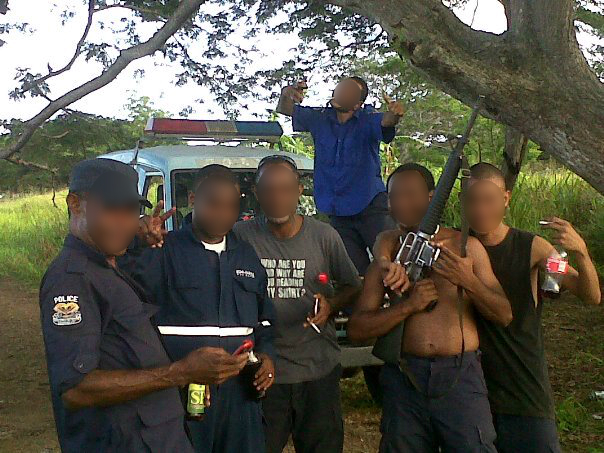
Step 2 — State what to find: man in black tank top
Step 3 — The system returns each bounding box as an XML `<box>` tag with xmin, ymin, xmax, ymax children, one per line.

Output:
<box><xmin>465</xmin><ymin>163</ymin><xmax>601</xmax><ymax>453</ymax></box>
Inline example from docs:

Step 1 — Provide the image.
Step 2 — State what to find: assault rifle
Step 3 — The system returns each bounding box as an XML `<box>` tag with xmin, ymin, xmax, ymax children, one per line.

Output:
<box><xmin>394</xmin><ymin>97</ymin><xmax>483</xmax><ymax>311</ymax></box>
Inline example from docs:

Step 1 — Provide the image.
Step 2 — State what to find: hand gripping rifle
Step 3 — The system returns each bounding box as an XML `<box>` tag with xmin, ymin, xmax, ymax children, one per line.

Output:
<box><xmin>393</xmin><ymin>97</ymin><xmax>483</xmax><ymax>311</ymax></box>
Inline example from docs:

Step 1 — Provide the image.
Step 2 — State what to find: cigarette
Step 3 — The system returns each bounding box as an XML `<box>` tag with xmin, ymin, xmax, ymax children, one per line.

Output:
<box><xmin>309</xmin><ymin>297</ymin><xmax>321</xmax><ymax>333</ymax></box>
<box><xmin>539</xmin><ymin>220</ymin><xmax>552</xmax><ymax>225</ymax></box>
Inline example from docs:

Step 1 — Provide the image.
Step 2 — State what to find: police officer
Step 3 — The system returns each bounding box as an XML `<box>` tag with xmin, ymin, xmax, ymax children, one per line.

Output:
<box><xmin>40</xmin><ymin>158</ymin><xmax>248</xmax><ymax>453</ymax></box>
<box><xmin>121</xmin><ymin>165</ymin><xmax>276</xmax><ymax>453</ymax></box>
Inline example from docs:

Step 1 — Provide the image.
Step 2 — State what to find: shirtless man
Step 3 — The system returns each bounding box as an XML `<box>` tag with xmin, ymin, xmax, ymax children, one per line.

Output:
<box><xmin>347</xmin><ymin>163</ymin><xmax>512</xmax><ymax>452</ymax></box>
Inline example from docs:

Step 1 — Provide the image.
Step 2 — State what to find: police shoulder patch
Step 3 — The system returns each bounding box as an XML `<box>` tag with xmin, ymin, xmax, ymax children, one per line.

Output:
<box><xmin>52</xmin><ymin>295</ymin><xmax>82</xmax><ymax>326</ymax></box>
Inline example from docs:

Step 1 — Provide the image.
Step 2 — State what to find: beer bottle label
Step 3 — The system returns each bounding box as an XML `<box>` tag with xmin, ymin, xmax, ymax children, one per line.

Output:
<box><xmin>187</xmin><ymin>383</ymin><xmax>206</xmax><ymax>415</ymax></box>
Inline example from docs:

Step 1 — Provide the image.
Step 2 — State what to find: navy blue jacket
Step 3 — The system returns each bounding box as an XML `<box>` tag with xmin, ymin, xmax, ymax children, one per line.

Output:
<box><xmin>120</xmin><ymin>225</ymin><xmax>275</xmax><ymax>361</ymax></box>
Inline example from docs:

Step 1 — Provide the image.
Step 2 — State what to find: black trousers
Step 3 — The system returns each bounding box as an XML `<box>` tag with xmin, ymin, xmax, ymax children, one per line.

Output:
<box><xmin>329</xmin><ymin>192</ymin><xmax>395</xmax><ymax>275</ymax></box>
<box><xmin>493</xmin><ymin>413</ymin><xmax>561</xmax><ymax>453</ymax></box>
<box><xmin>262</xmin><ymin>365</ymin><xmax>344</xmax><ymax>453</ymax></box>
<box><xmin>379</xmin><ymin>352</ymin><xmax>497</xmax><ymax>453</ymax></box>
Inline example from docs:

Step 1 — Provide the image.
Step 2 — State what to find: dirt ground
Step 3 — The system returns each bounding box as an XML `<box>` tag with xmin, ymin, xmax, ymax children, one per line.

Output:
<box><xmin>0</xmin><ymin>277</ymin><xmax>602</xmax><ymax>453</ymax></box>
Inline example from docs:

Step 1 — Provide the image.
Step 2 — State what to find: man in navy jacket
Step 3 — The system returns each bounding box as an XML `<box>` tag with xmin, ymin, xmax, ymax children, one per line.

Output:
<box><xmin>121</xmin><ymin>165</ymin><xmax>276</xmax><ymax>453</ymax></box>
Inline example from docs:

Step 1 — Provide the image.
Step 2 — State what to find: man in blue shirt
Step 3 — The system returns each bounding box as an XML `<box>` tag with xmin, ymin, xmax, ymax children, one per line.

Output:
<box><xmin>276</xmin><ymin>76</ymin><xmax>406</xmax><ymax>274</ymax></box>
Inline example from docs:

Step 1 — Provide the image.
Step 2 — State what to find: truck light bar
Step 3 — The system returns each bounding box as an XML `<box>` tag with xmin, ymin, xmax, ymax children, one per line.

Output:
<box><xmin>144</xmin><ymin>118</ymin><xmax>283</xmax><ymax>143</ymax></box>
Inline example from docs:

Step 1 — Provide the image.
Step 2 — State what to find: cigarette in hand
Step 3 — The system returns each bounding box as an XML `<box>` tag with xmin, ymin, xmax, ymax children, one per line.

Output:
<box><xmin>309</xmin><ymin>321</ymin><xmax>321</xmax><ymax>334</ymax></box>
<box><xmin>308</xmin><ymin>297</ymin><xmax>321</xmax><ymax>333</ymax></box>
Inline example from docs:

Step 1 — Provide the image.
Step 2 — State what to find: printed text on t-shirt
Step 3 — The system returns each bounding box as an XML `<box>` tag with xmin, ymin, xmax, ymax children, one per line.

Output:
<box><xmin>261</xmin><ymin>258</ymin><xmax>306</xmax><ymax>299</ymax></box>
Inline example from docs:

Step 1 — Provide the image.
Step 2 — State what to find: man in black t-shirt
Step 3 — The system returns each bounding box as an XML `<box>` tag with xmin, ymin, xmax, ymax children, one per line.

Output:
<box><xmin>465</xmin><ymin>163</ymin><xmax>601</xmax><ymax>453</ymax></box>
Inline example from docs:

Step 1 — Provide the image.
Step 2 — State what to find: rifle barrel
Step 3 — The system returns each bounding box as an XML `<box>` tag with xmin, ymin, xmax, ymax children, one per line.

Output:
<box><xmin>417</xmin><ymin>99</ymin><xmax>483</xmax><ymax>236</ymax></box>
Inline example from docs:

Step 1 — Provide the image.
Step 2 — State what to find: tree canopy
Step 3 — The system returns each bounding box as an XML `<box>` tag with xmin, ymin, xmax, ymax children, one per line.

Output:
<box><xmin>1</xmin><ymin>0</ymin><xmax>603</xmax><ymax>192</ymax></box>
<box><xmin>0</xmin><ymin>96</ymin><xmax>169</xmax><ymax>191</ymax></box>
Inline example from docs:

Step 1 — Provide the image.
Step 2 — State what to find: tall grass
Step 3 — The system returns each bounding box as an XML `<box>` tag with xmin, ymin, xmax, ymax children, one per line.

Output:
<box><xmin>0</xmin><ymin>168</ymin><xmax>602</xmax><ymax>287</ymax></box>
<box><xmin>444</xmin><ymin>169</ymin><xmax>604</xmax><ymax>226</ymax></box>
<box><xmin>0</xmin><ymin>191</ymin><xmax>68</xmax><ymax>286</ymax></box>
<box><xmin>442</xmin><ymin>169</ymin><xmax>604</xmax><ymax>273</ymax></box>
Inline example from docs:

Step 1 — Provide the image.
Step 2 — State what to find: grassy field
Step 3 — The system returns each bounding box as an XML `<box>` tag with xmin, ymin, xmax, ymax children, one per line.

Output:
<box><xmin>0</xmin><ymin>191</ymin><xmax>68</xmax><ymax>286</ymax></box>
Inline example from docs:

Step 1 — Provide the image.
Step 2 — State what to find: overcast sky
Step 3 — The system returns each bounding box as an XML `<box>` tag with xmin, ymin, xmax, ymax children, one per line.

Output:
<box><xmin>0</xmin><ymin>0</ymin><xmax>598</xmax><ymax>124</ymax></box>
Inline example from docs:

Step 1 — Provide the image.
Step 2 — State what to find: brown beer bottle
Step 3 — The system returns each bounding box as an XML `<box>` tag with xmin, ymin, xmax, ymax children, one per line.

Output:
<box><xmin>241</xmin><ymin>350</ymin><xmax>266</xmax><ymax>400</ymax></box>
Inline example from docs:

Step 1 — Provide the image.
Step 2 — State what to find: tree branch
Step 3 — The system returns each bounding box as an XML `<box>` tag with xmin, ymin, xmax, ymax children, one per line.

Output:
<box><xmin>41</xmin><ymin>130</ymin><xmax>70</xmax><ymax>140</ymax></box>
<box><xmin>497</xmin><ymin>0</ymin><xmax>512</xmax><ymax>29</ymax></box>
<box><xmin>323</xmin><ymin>0</ymin><xmax>604</xmax><ymax>193</ymax></box>
<box><xmin>6</xmin><ymin>155</ymin><xmax>57</xmax><ymax>173</ymax></box>
<box><xmin>576</xmin><ymin>5</ymin><xmax>604</xmax><ymax>37</ymax></box>
<box><xmin>94</xmin><ymin>3</ymin><xmax>168</xmax><ymax>21</ymax></box>
<box><xmin>340</xmin><ymin>29</ymin><xmax>385</xmax><ymax>51</ymax></box>
<box><xmin>18</xmin><ymin>0</ymin><xmax>95</xmax><ymax>96</ymax></box>
<box><xmin>0</xmin><ymin>0</ymin><xmax>205</xmax><ymax>161</ymax></box>
<box><xmin>508</xmin><ymin>0</ymin><xmax>575</xmax><ymax>54</ymax></box>
<box><xmin>329</xmin><ymin>0</ymin><xmax>505</xmax><ymax>60</ymax></box>
<box><xmin>6</xmin><ymin>156</ymin><xmax>59</xmax><ymax>207</ymax></box>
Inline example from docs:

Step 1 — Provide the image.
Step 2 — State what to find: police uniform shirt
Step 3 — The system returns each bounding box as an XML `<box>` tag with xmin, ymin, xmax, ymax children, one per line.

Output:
<box><xmin>39</xmin><ymin>234</ymin><xmax>194</xmax><ymax>453</ymax></box>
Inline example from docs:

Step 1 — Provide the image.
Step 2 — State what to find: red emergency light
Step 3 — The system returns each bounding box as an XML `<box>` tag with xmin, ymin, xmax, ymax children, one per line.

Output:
<box><xmin>144</xmin><ymin>118</ymin><xmax>283</xmax><ymax>143</ymax></box>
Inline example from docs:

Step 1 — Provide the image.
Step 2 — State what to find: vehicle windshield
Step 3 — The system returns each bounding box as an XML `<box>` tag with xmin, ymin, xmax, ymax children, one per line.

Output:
<box><xmin>171</xmin><ymin>169</ymin><xmax>317</xmax><ymax>229</ymax></box>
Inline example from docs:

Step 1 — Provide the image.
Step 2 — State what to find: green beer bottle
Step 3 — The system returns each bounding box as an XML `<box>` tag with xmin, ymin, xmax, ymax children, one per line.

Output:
<box><xmin>187</xmin><ymin>383</ymin><xmax>206</xmax><ymax>421</ymax></box>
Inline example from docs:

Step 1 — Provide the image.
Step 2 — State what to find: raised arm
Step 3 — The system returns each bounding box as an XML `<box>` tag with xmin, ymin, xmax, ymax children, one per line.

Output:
<box><xmin>372</xmin><ymin>229</ymin><xmax>412</xmax><ymax>295</ymax></box>
<box><xmin>534</xmin><ymin>219</ymin><xmax>600</xmax><ymax>305</ymax></box>
<box><xmin>276</xmin><ymin>81</ymin><xmax>307</xmax><ymax>117</ymax></box>
<box><xmin>373</xmin><ymin>229</ymin><xmax>401</xmax><ymax>261</ymax></box>
<box><xmin>138</xmin><ymin>200</ymin><xmax>176</xmax><ymax>248</ymax></box>
<box><xmin>432</xmin><ymin>238</ymin><xmax>513</xmax><ymax>326</ymax></box>
<box><xmin>118</xmin><ymin>201</ymin><xmax>175</xmax><ymax>296</ymax></box>
<box><xmin>380</xmin><ymin>93</ymin><xmax>406</xmax><ymax>128</ymax></box>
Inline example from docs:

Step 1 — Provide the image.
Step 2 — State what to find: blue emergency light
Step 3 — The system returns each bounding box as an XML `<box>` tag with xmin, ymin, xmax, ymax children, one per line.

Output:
<box><xmin>144</xmin><ymin>118</ymin><xmax>283</xmax><ymax>143</ymax></box>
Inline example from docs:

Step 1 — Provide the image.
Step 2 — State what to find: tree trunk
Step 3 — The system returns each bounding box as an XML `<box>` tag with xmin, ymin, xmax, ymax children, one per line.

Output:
<box><xmin>501</xmin><ymin>126</ymin><xmax>528</xmax><ymax>191</ymax></box>
<box><xmin>330</xmin><ymin>0</ymin><xmax>604</xmax><ymax>194</ymax></box>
